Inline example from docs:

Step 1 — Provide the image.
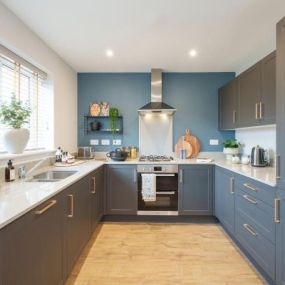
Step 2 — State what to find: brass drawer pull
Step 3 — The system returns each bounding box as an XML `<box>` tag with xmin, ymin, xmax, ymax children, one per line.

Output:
<box><xmin>243</xmin><ymin>223</ymin><xmax>257</xmax><ymax>236</ymax></box>
<box><xmin>275</xmin><ymin>198</ymin><xmax>281</xmax><ymax>223</ymax></box>
<box><xmin>233</xmin><ymin>110</ymin><xmax>236</xmax><ymax>123</ymax></box>
<box><xmin>35</xmin><ymin>200</ymin><xmax>57</xmax><ymax>215</ymax></box>
<box><xmin>179</xmin><ymin>169</ymin><xmax>183</xmax><ymax>184</ymax></box>
<box><xmin>243</xmin><ymin>183</ymin><xmax>258</xmax><ymax>192</ymax></box>
<box><xmin>67</xmin><ymin>194</ymin><xmax>74</xmax><ymax>218</ymax></box>
<box><xmin>255</xmin><ymin>103</ymin><xmax>259</xmax><ymax>120</ymax></box>
<box><xmin>243</xmin><ymin>194</ymin><xmax>257</xmax><ymax>204</ymax></box>
<box><xmin>259</xmin><ymin>102</ymin><xmax>263</xmax><ymax>119</ymax></box>
<box><xmin>276</xmin><ymin>155</ymin><xmax>281</xmax><ymax>179</ymax></box>
<box><xmin>91</xmin><ymin>177</ymin><xmax>96</xmax><ymax>194</ymax></box>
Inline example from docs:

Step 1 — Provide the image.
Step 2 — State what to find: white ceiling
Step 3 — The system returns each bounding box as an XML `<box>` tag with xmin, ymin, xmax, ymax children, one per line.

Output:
<box><xmin>2</xmin><ymin>0</ymin><xmax>285</xmax><ymax>73</ymax></box>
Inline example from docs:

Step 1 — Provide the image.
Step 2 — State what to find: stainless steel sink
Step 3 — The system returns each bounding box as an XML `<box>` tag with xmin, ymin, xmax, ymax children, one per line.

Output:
<box><xmin>28</xmin><ymin>170</ymin><xmax>77</xmax><ymax>182</ymax></box>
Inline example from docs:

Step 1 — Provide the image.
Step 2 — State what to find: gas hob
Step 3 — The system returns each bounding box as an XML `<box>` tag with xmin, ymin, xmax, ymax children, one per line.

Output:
<box><xmin>139</xmin><ymin>155</ymin><xmax>174</xmax><ymax>162</ymax></box>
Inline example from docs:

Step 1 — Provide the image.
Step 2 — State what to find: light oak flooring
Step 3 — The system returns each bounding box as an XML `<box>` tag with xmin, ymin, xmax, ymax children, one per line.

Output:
<box><xmin>66</xmin><ymin>223</ymin><xmax>265</xmax><ymax>285</ymax></box>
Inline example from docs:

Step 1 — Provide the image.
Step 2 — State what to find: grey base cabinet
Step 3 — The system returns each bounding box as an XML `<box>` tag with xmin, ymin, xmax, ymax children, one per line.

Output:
<box><xmin>0</xmin><ymin>194</ymin><xmax>64</xmax><ymax>285</ymax></box>
<box><xmin>214</xmin><ymin>166</ymin><xmax>235</xmax><ymax>235</ymax></box>
<box><xmin>106</xmin><ymin>165</ymin><xmax>137</xmax><ymax>215</ymax></box>
<box><xmin>276</xmin><ymin>189</ymin><xmax>285</xmax><ymax>285</ymax></box>
<box><xmin>178</xmin><ymin>165</ymin><xmax>213</xmax><ymax>215</ymax></box>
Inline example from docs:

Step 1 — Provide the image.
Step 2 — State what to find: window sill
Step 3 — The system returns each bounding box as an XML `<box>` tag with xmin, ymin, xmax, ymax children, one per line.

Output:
<box><xmin>0</xmin><ymin>149</ymin><xmax>56</xmax><ymax>166</ymax></box>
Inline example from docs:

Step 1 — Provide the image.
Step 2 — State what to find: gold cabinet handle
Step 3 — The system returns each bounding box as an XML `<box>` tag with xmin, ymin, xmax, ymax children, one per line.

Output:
<box><xmin>230</xmin><ymin>177</ymin><xmax>235</xmax><ymax>194</ymax></box>
<box><xmin>275</xmin><ymin>198</ymin><xmax>281</xmax><ymax>223</ymax></box>
<box><xmin>179</xmin><ymin>169</ymin><xmax>183</xmax><ymax>184</ymax></box>
<box><xmin>259</xmin><ymin>102</ymin><xmax>263</xmax><ymax>119</ymax></box>
<box><xmin>243</xmin><ymin>183</ymin><xmax>258</xmax><ymax>192</ymax></box>
<box><xmin>243</xmin><ymin>194</ymin><xmax>257</xmax><ymax>204</ymax></box>
<box><xmin>67</xmin><ymin>194</ymin><xmax>74</xmax><ymax>218</ymax></box>
<box><xmin>233</xmin><ymin>110</ymin><xmax>236</xmax><ymax>124</ymax></box>
<box><xmin>91</xmin><ymin>177</ymin><xmax>96</xmax><ymax>194</ymax></box>
<box><xmin>276</xmin><ymin>155</ymin><xmax>281</xmax><ymax>179</ymax></box>
<box><xmin>255</xmin><ymin>103</ymin><xmax>259</xmax><ymax>120</ymax></box>
<box><xmin>35</xmin><ymin>200</ymin><xmax>57</xmax><ymax>215</ymax></box>
<box><xmin>243</xmin><ymin>223</ymin><xmax>257</xmax><ymax>236</ymax></box>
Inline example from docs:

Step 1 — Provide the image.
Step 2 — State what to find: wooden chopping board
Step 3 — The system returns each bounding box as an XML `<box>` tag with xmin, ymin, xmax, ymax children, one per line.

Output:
<box><xmin>175</xmin><ymin>136</ymin><xmax>193</xmax><ymax>158</ymax></box>
<box><xmin>184</xmin><ymin>128</ymin><xmax>200</xmax><ymax>158</ymax></box>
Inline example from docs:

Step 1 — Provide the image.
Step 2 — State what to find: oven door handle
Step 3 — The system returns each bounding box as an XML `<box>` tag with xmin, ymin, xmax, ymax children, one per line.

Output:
<box><xmin>155</xmin><ymin>174</ymin><xmax>175</xmax><ymax>177</ymax></box>
<box><xmin>157</xmin><ymin>191</ymin><xmax>176</xmax><ymax>195</ymax></box>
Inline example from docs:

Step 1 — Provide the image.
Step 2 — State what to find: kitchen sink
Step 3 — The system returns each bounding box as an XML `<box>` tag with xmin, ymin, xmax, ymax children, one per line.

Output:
<box><xmin>28</xmin><ymin>170</ymin><xmax>77</xmax><ymax>182</ymax></box>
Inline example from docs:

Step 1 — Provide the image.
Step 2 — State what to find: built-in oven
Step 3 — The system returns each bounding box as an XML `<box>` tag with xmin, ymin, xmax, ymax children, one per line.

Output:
<box><xmin>137</xmin><ymin>164</ymin><xmax>178</xmax><ymax>215</ymax></box>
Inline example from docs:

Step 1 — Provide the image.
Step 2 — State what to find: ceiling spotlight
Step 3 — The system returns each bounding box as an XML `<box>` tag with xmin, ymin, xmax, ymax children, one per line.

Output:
<box><xmin>106</xmin><ymin>49</ymin><xmax>114</xmax><ymax>57</ymax></box>
<box><xmin>189</xmin><ymin>49</ymin><xmax>197</xmax><ymax>57</ymax></box>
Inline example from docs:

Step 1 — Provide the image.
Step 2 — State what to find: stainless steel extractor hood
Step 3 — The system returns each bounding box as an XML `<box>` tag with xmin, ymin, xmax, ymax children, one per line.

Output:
<box><xmin>138</xmin><ymin>69</ymin><xmax>176</xmax><ymax>115</ymax></box>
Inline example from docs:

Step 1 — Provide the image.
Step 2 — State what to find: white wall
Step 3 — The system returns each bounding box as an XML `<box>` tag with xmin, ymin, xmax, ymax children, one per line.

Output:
<box><xmin>235</xmin><ymin>125</ymin><xmax>276</xmax><ymax>165</ymax></box>
<box><xmin>0</xmin><ymin>3</ymin><xmax>77</xmax><ymax>152</ymax></box>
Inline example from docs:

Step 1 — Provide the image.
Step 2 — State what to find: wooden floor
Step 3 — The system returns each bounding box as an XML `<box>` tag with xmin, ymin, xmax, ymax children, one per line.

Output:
<box><xmin>66</xmin><ymin>223</ymin><xmax>265</xmax><ymax>285</ymax></box>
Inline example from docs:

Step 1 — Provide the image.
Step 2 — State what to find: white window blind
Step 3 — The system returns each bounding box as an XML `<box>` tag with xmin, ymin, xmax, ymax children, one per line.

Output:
<box><xmin>0</xmin><ymin>45</ymin><xmax>51</xmax><ymax>152</ymax></box>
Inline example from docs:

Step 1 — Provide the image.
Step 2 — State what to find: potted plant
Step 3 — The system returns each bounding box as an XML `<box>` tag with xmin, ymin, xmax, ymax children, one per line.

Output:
<box><xmin>109</xmin><ymin>107</ymin><xmax>119</xmax><ymax>134</ymax></box>
<box><xmin>0</xmin><ymin>94</ymin><xmax>31</xmax><ymax>154</ymax></box>
<box><xmin>223</xmin><ymin>139</ymin><xmax>240</xmax><ymax>160</ymax></box>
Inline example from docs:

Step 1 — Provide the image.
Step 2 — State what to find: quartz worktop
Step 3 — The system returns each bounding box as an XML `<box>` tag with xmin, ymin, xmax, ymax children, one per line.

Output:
<box><xmin>0</xmin><ymin>156</ymin><xmax>276</xmax><ymax>230</ymax></box>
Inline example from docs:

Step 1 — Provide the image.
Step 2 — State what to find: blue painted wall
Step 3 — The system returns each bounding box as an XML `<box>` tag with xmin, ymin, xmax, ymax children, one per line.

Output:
<box><xmin>78</xmin><ymin>72</ymin><xmax>235</xmax><ymax>152</ymax></box>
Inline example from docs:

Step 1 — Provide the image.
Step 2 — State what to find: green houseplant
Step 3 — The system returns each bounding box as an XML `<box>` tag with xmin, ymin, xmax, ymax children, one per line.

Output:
<box><xmin>0</xmin><ymin>94</ymin><xmax>31</xmax><ymax>153</ymax></box>
<box><xmin>223</xmin><ymin>139</ymin><xmax>240</xmax><ymax>160</ymax></box>
<box><xmin>109</xmin><ymin>107</ymin><xmax>119</xmax><ymax>134</ymax></box>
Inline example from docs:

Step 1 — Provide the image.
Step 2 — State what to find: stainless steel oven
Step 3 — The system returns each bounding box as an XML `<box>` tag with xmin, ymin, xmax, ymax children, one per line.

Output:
<box><xmin>137</xmin><ymin>164</ymin><xmax>178</xmax><ymax>216</ymax></box>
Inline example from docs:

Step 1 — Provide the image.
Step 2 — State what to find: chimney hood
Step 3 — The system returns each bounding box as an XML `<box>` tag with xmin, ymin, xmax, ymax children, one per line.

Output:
<box><xmin>138</xmin><ymin>69</ymin><xmax>176</xmax><ymax>115</ymax></box>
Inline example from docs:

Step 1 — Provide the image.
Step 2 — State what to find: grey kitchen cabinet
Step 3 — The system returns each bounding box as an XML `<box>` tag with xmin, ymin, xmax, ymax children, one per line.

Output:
<box><xmin>90</xmin><ymin>166</ymin><xmax>104</xmax><ymax>232</ymax></box>
<box><xmin>178</xmin><ymin>165</ymin><xmax>213</xmax><ymax>215</ymax></box>
<box><xmin>214</xmin><ymin>166</ymin><xmax>235</xmax><ymax>235</ymax></box>
<box><xmin>219</xmin><ymin>80</ymin><xmax>238</xmax><ymax>130</ymax></box>
<box><xmin>238</xmin><ymin>62</ymin><xmax>262</xmax><ymax>127</ymax></box>
<box><xmin>106</xmin><ymin>165</ymin><xmax>137</xmax><ymax>215</ymax></box>
<box><xmin>276</xmin><ymin>17</ymin><xmax>285</xmax><ymax>191</ymax></box>
<box><xmin>63</xmin><ymin>175</ymin><xmax>91</xmax><ymax>279</ymax></box>
<box><xmin>276</xmin><ymin>189</ymin><xmax>285</xmax><ymax>285</ymax></box>
<box><xmin>0</xmin><ymin>195</ymin><xmax>64</xmax><ymax>285</ymax></box>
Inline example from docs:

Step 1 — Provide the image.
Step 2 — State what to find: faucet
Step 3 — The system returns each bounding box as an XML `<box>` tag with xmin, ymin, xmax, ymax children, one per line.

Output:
<box><xmin>18</xmin><ymin>157</ymin><xmax>51</xmax><ymax>179</ymax></box>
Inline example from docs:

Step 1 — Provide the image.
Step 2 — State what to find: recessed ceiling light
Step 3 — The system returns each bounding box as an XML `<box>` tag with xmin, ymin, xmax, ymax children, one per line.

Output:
<box><xmin>189</xmin><ymin>49</ymin><xmax>197</xmax><ymax>57</ymax></box>
<box><xmin>106</xmin><ymin>49</ymin><xmax>114</xmax><ymax>57</ymax></box>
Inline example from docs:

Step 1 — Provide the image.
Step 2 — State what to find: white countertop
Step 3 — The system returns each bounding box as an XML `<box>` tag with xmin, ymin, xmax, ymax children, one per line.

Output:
<box><xmin>0</xmin><ymin>157</ymin><xmax>276</xmax><ymax>230</ymax></box>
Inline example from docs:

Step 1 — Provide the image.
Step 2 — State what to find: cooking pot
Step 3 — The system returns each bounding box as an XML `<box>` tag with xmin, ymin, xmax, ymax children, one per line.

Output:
<box><xmin>106</xmin><ymin>148</ymin><xmax>128</xmax><ymax>161</ymax></box>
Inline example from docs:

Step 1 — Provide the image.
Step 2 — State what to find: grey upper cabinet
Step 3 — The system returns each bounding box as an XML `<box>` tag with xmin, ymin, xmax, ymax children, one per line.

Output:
<box><xmin>106</xmin><ymin>165</ymin><xmax>137</xmax><ymax>215</ymax></box>
<box><xmin>178</xmin><ymin>165</ymin><xmax>213</xmax><ymax>215</ymax></box>
<box><xmin>63</xmin><ymin>175</ymin><xmax>91</xmax><ymax>278</ymax></box>
<box><xmin>219</xmin><ymin>80</ymin><xmax>238</xmax><ymax>130</ymax></box>
<box><xmin>90</xmin><ymin>166</ymin><xmax>104</xmax><ymax>232</ymax></box>
<box><xmin>261</xmin><ymin>51</ymin><xmax>276</xmax><ymax>125</ymax></box>
<box><xmin>276</xmin><ymin>17</ymin><xmax>285</xmax><ymax>191</ymax></box>
<box><xmin>214</xmin><ymin>167</ymin><xmax>235</xmax><ymax>235</ymax></box>
<box><xmin>238</xmin><ymin>62</ymin><xmax>262</xmax><ymax>127</ymax></box>
<box><xmin>0</xmin><ymin>194</ymin><xmax>64</xmax><ymax>285</ymax></box>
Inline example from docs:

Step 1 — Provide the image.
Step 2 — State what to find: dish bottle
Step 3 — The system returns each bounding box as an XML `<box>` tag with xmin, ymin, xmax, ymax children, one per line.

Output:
<box><xmin>5</xmin><ymin>160</ymin><xmax>15</xmax><ymax>182</ymax></box>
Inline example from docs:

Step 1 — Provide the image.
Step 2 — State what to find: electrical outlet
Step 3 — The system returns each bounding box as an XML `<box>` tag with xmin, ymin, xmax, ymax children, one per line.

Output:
<box><xmin>101</xmin><ymin>139</ymin><xmax>110</xmax><ymax>145</ymax></box>
<box><xmin>112</xmin><ymin>139</ymin><xmax>122</xmax><ymax>146</ymax></box>
<box><xmin>210</xmin><ymin>139</ymin><xmax>219</xmax><ymax>145</ymax></box>
<box><xmin>90</xmin><ymin>139</ymin><xmax>99</xmax><ymax>145</ymax></box>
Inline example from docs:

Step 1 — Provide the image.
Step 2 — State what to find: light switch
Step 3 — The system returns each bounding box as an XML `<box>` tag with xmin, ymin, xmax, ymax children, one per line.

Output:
<box><xmin>101</xmin><ymin>139</ymin><xmax>110</xmax><ymax>145</ymax></box>
<box><xmin>210</xmin><ymin>139</ymin><xmax>219</xmax><ymax>145</ymax></box>
<box><xmin>112</xmin><ymin>139</ymin><xmax>122</xmax><ymax>146</ymax></box>
<box><xmin>90</xmin><ymin>139</ymin><xmax>99</xmax><ymax>145</ymax></box>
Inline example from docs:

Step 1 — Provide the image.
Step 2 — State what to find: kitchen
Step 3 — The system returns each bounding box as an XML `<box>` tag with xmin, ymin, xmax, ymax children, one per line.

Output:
<box><xmin>0</xmin><ymin>1</ymin><xmax>285</xmax><ymax>284</ymax></box>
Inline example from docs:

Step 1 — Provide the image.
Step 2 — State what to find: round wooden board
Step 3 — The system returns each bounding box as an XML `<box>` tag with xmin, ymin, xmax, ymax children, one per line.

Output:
<box><xmin>175</xmin><ymin>136</ymin><xmax>193</xmax><ymax>158</ymax></box>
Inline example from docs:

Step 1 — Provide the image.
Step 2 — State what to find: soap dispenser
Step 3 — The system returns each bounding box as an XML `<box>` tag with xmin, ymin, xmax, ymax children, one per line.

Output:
<box><xmin>5</xmin><ymin>160</ymin><xmax>15</xmax><ymax>182</ymax></box>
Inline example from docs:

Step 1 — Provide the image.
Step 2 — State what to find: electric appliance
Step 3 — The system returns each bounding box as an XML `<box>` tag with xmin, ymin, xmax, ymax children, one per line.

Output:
<box><xmin>139</xmin><ymin>155</ymin><xmax>174</xmax><ymax>162</ymax></box>
<box><xmin>251</xmin><ymin>145</ymin><xmax>267</xmax><ymax>167</ymax></box>
<box><xmin>137</xmin><ymin>164</ymin><xmax>178</xmax><ymax>216</ymax></box>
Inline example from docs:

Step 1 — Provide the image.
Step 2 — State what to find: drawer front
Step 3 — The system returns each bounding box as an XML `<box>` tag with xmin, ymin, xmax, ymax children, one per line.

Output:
<box><xmin>236</xmin><ymin>174</ymin><xmax>276</xmax><ymax>206</ymax></box>
<box><xmin>236</xmin><ymin>211</ymin><xmax>275</xmax><ymax>280</ymax></box>
<box><xmin>236</xmin><ymin>188</ymin><xmax>275</xmax><ymax>244</ymax></box>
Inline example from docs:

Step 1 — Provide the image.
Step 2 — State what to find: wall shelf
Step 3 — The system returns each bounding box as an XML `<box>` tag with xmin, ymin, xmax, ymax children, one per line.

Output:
<box><xmin>84</xmin><ymin>115</ymin><xmax>123</xmax><ymax>134</ymax></box>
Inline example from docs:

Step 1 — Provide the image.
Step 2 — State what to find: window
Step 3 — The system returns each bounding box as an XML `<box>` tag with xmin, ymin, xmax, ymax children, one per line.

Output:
<box><xmin>0</xmin><ymin>45</ymin><xmax>51</xmax><ymax>152</ymax></box>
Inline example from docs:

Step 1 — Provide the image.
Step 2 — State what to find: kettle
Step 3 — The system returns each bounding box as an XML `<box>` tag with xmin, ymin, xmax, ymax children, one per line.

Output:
<box><xmin>251</xmin><ymin>145</ymin><xmax>267</xmax><ymax>167</ymax></box>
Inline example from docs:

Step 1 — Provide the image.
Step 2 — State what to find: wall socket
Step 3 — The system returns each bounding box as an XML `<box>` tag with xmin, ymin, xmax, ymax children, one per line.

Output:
<box><xmin>112</xmin><ymin>139</ymin><xmax>122</xmax><ymax>146</ymax></box>
<box><xmin>209</xmin><ymin>139</ymin><xmax>219</xmax><ymax>145</ymax></box>
<box><xmin>101</xmin><ymin>139</ymin><xmax>110</xmax><ymax>145</ymax></box>
<box><xmin>90</xmin><ymin>139</ymin><xmax>99</xmax><ymax>145</ymax></box>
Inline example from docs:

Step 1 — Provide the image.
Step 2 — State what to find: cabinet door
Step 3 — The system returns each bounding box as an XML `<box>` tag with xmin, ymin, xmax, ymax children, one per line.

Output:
<box><xmin>238</xmin><ymin>62</ymin><xmax>262</xmax><ymax>127</ymax></box>
<box><xmin>179</xmin><ymin>165</ymin><xmax>213</xmax><ymax>215</ymax></box>
<box><xmin>260</xmin><ymin>51</ymin><xmax>276</xmax><ymax>125</ymax></box>
<box><xmin>0</xmin><ymin>195</ymin><xmax>63</xmax><ymax>285</ymax></box>
<box><xmin>219</xmin><ymin>80</ymin><xmax>238</xmax><ymax>130</ymax></box>
<box><xmin>276</xmin><ymin>17</ymin><xmax>285</xmax><ymax>191</ymax></box>
<box><xmin>63</xmin><ymin>176</ymin><xmax>91</xmax><ymax>277</ymax></box>
<box><xmin>106</xmin><ymin>165</ymin><xmax>137</xmax><ymax>215</ymax></box>
<box><xmin>90</xmin><ymin>166</ymin><xmax>104</xmax><ymax>232</ymax></box>
<box><xmin>277</xmin><ymin>189</ymin><xmax>285</xmax><ymax>285</ymax></box>
<box><xmin>214</xmin><ymin>167</ymin><xmax>235</xmax><ymax>235</ymax></box>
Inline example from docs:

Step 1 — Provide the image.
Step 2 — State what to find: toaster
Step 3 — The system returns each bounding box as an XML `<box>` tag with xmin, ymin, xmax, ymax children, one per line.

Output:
<box><xmin>77</xmin><ymin>146</ymin><xmax>94</xmax><ymax>159</ymax></box>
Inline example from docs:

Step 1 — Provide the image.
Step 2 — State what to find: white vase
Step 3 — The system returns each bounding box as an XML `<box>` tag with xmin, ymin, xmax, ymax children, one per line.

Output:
<box><xmin>3</xmin><ymin>128</ymin><xmax>30</xmax><ymax>154</ymax></box>
<box><xmin>223</xmin><ymin>147</ymin><xmax>239</xmax><ymax>160</ymax></box>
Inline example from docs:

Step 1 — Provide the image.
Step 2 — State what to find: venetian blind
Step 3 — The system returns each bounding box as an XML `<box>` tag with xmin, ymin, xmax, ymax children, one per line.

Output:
<box><xmin>0</xmin><ymin>45</ymin><xmax>51</xmax><ymax>152</ymax></box>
